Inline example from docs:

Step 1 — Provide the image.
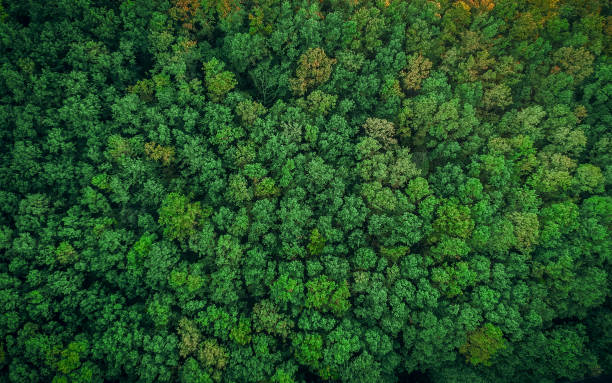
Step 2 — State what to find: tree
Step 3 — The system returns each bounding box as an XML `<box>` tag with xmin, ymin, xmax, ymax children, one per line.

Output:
<box><xmin>203</xmin><ymin>58</ymin><xmax>237</xmax><ymax>102</ymax></box>
<box><xmin>307</xmin><ymin>228</ymin><xmax>326</xmax><ymax>256</ymax></box>
<box><xmin>552</xmin><ymin>46</ymin><xmax>595</xmax><ymax>84</ymax></box>
<box><xmin>178</xmin><ymin>318</ymin><xmax>201</xmax><ymax>358</ymax></box>
<box><xmin>574</xmin><ymin>164</ymin><xmax>604</xmax><ymax>194</ymax></box>
<box><xmin>289</xmin><ymin>48</ymin><xmax>336</xmax><ymax>96</ymax></box>
<box><xmin>252</xmin><ymin>300</ymin><xmax>294</xmax><ymax>338</ymax></box>
<box><xmin>506</xmin><ymin>211</ymin><xmax>539</xmax><ymax>253</ymax></box>
<box><xmin>158</xmin><ymin>193</ymin><xmax>207</xmax><ymax>241</ymax></box>
<box><xmin>292</xmin><ymin>333</ymin><xmax>323</xmax><ymax>369</ymax></box>
<box><xmin>433</xmin><ymin>199</ymin><xmax>474</xmax><ymax>240</ymax></box>
<box><xmin>363</xmin><ymin>118</ymin><xmax>397</xmax><ymax>147</ymax></box>
<box><xmin>305</xmin><ymin>275</ymin><xmax>351</xmax><ymax>316</ymax></box>
<box><xmin>459</xmin><ymin>323</ymin><xmax>506</xmax><ymax>366</ymax></box>
<box><xmin>180</xmin><ymin>358</ymin><xmax>213</xmax><ymax>383</ymax></box>
<box><xmin>145</xmin><ymin>142</ymin><xmax>175</xmax><ymax>165</ymax></box>
<box><xmin>401</xmin><ymin>53</ymin><xmax>433</xmax><ymax>92</ymax></box>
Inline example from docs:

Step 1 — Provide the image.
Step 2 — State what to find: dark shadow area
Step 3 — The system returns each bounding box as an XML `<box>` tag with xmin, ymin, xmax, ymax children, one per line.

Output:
<box><xmin>296</xmin><ymin>365</ymin><xmax>325</xmax><ymax>383</ymax></box>
<box><xmin>15</xmin><ymin>13</ymin><xmax>30</xmax><ymax>27</ymax></box>
<box><xmin>398</xmin><ymin>370</ymin><xmax>432</xmax><ymax>383</ymax></box>
<box><xmin>567</xmin><ymin>375</ymin><xmax>612</xmax><ymax>383</ymax></box>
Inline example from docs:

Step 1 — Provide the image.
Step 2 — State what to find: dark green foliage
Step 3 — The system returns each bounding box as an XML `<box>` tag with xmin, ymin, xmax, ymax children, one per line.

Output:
<box><xmin>0</xmin><ymin>0</ymin><xmax>610</xmax><ymax>382</ymax></box>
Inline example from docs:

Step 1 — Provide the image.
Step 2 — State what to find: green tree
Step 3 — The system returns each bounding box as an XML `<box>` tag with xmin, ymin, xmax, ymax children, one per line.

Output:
<box><xmin>459</xmin><ymin>323</ymin><xmax>506</xmax><ymax>366</ymax></box>
<box><xmin>203</xmin><ymin>58</ymin><xmax>237</xmax><ymax>102</ymax></box>
<box><xmin>158</xmin><ymin>193</ymin><xmax>207</xmax><ymax>241</ymax></box>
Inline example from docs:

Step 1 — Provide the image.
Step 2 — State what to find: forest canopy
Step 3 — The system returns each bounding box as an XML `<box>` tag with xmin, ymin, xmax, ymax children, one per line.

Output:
<box><xmin>0</xmin><ymin>0</ymin><xmax>611</xmax><ymax>382</ymax></box>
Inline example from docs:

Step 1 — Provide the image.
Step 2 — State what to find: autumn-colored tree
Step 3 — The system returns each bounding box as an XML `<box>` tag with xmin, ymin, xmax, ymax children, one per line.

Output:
<box><xmin>552</xmin><ymin>46</ymin><xmax>595</xmax><ymax>83</ymax></box>
<box><xmin>178</xmin><ymin>318</ymin><xmax>202</xmax><ymax>358</ymax></box>
<box><xmin>460</xmin><ymin>0</ymin><xmax>495</xmax><ymax>12</ymax></box>
<box><xmin>145</xmin><ymin>141</ymin><xmax>175</xmax><ymax>166</ymax></box>
<box><xmin>170</xmin><ymin>0</ymin><xmax>201</xmax><ymax>30</ymax></box>
<box><xmin>401</xmin><ymin>54</ymin><xmax>433</xmax><ymax>92</ymax></box>
<box><xmin>363</xmin><ymin>118</ymin><xmax>397</xmax><ymax>147</ymax></box>
<box><xmin>289</xmin><ymin>48</ymin><xmax>336</xmax><ymax>96</ymax></box>
<box><xmin>198</xmin><ymin>339</ymin><xmax>229</xmax><ymax>371</ymax></box>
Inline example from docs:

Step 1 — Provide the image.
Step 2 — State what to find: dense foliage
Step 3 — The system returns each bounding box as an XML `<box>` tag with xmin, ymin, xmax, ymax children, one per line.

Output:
<box><xmin>1</xmin><ymin>0</ymin><xmax>611</xmax><ymax>382</ymax></box>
